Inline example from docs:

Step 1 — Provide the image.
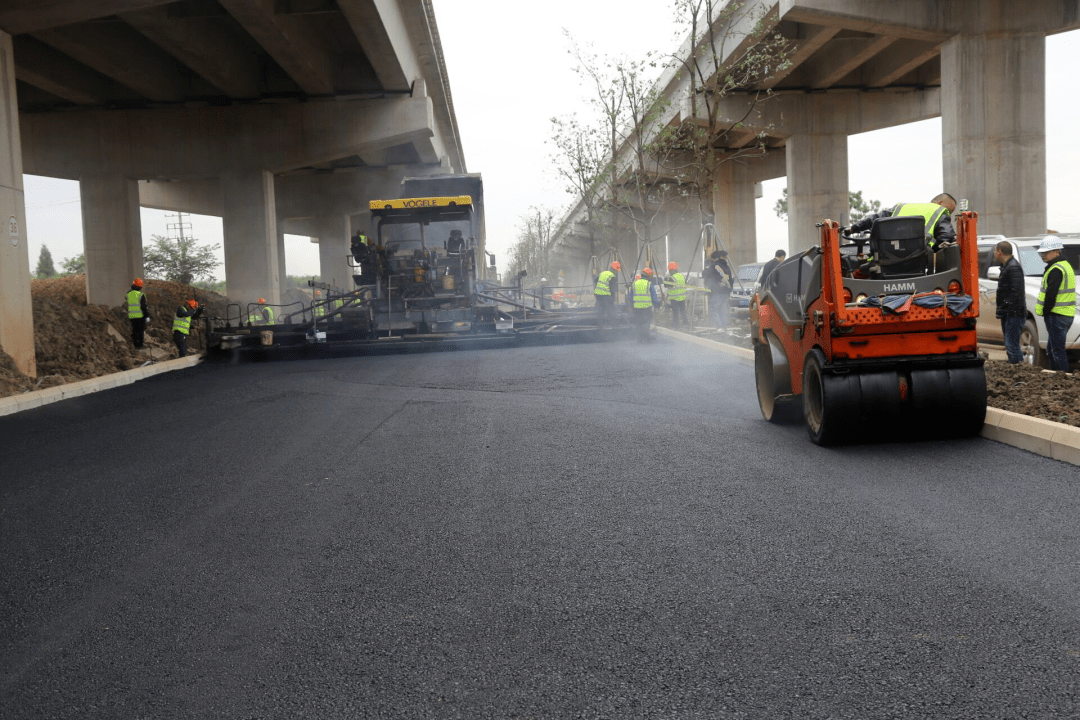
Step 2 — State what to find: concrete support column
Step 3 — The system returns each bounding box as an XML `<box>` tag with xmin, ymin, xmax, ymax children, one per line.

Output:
<box><xmin>221</xmin><ymin>170</ymin><xmax>280</xmax><ymax>307</ymax></box>
<box><xmin>80</xmin><ymin>173</ymin><xmax>143</xmax><ymax>307</ymax></box>
<box><xmin>942</xmin><ymin>32</ymin><xmax>1046</xmax><ymax>237</ymax></box>
<box><xmin>0</xmin><ymin>32</ymin><xmax>35</xmax><ymax>376</ymax></box>
<box><xmin>712</xmin><ymin>160</ymin><xmax>758</xmax><ymax>269</ymax></box>
<box><xmin>315</xmin><ymin>215</ymin><xmax>352</xmax><ymax>290</ymax></box>
<box><xmin>785</xmin><ymin>133</ymin><xmax>848</xmax><ymax>253</ymax></box>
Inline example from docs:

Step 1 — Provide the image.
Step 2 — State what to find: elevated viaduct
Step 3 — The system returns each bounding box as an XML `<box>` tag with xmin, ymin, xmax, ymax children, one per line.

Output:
<box><xmin>0</xmin><ymin>0</ymin><xmax>465</xmax><ymax>376</ymax></box>
<box><xmin>551</xmin><ymin>0</ymin><xmax>1079</xmax><ymax>280</ymax></box>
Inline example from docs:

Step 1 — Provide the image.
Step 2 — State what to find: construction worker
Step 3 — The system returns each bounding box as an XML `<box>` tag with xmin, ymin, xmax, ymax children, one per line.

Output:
<box><xmin>172</xmin><ymin>299</ymin><xmax>203</xmax><ymax>357</ymax></box>
<box><xmin>664</xmin><ymin>262</ymin><xmax>688</xmax><ymax>329</ymax></box>
<box><xmin>248</xmin><ymin>298</ymin><xmax>274</xmax><ymax>325</ymax></box>
<box><xmin>446</xmin><ymin>229</ymin><xmax>465</xmax><ymax>256</ymax></box>
<box><xmin>125</xmin><ymin>278</ymin><xmax>151</xmax><ymax>348</ymax></box>
<box><xmin>631</xmin><ymin>267</ymin><xmax>658</xmax><ymax>343</ymax></box>
<box><xmin>848</xmin><ymin>192</ymin><xmax>957</xmax><ymax>250</ymax></box>
<box><xmin>312</xmin><ymin>290</ymin><xmax>326</xmax><ymax>322</ymax></box>
<box><xmin>594</xmin><ymin>261</ymin><xmax>620</xmax><ymax>327</ymax></box>
<box><xmin>1035</xmin><ymin>236</ymin><xmax>1076</xmax><ymax>372</ymax></box>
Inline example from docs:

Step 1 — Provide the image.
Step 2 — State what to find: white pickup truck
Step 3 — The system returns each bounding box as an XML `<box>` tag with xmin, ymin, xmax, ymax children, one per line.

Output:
<box><xmin>976</xmin><ymin>235</ymin><xmax>1080</xmax><ymax>367</ymax></box>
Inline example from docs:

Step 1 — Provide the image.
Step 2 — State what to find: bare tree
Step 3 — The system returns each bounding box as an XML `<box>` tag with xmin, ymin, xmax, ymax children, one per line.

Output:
<box><xmin>661</xmin><ymin>0</ymin><xmax>791</xmax><ymax>224</ymax></box>
<box><xmin>505</xmin><ymin>207</ymin><xmax>559</xmax><ymax>283</ymax></box>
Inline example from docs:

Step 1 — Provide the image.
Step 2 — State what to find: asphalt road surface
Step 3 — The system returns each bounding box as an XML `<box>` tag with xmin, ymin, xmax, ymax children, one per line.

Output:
<box><xmin>2</xmin><ymin>336</ymin><xmax>1079</xmax><ymax>719</ymax></box>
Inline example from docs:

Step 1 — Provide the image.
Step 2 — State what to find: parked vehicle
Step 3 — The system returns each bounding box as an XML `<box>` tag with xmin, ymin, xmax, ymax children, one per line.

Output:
<box><xmin>976</xmin><ymin>235</ymin><xmax>1080</xmax><ymax>366</ymax></box>
<box><xmin>730</xmin><ymin>262</ymin><xmax>765</xmax><ymax>309</ymax></box>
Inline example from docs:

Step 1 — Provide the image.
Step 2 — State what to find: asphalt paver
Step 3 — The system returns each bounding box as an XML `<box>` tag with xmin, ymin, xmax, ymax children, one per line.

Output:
<box><xmin>2</xmin><ymin>337</ymin><xmax>1078</xmax><ymax>718</ymax></box>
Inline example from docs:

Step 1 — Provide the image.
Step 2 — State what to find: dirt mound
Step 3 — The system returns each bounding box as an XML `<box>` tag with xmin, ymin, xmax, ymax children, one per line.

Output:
<box><xmin>0</xmin><ymin>276</ymin><xmax>231</xmax><ymax>399</ymax></box>
<box><xmin>985</xmin><ymin>360</ymin><xmax>1080</xmax><ymax>427</ymax></box>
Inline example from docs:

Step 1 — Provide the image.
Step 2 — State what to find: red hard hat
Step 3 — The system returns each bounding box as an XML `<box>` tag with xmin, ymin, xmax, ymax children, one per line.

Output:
<box><xmin>315</xmin><ymin>290</ymin><xmax>321</xmax><ymax>296</ymax></box>
<box><xmin>132</xmin><ymin>278</ymin><xmax>144</xmax><ymax>288</ymax></box>
<box><xmin>668</xmin><ymin>262</ymin><xmax>678</xmax><ymax>271</ymax></box>
<box><xmin>258</xmin><ymin>298</ymin><xmax>266</xmax><ymax>304</ymax></box>
<box><xmin>187</xmin><ymin>299</ymin><xmax>198</xmax><ymax>309</ymax></box>
<box><xmin>610</xmin><ymin>261</ymin><xmax>621</xmax><ymax>271</ymax></box>
<box><xmin>642</xmin><ymin>267</ymin><xmax>653</xmax><ymax>276</ymax></box>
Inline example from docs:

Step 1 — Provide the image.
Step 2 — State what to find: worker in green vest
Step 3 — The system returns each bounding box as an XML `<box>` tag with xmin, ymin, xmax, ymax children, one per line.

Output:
<box><xmin>664</xmin><ymin>262</ymin><xmax>688</xmax><ymax>329</ymax></box>
<box><xmin>124</xmin><ymin>277</ymin><xmax>151</xmax><ymax>348</ymax></box>
<box><xmin>1035</xmin><ymin>236</ymin><xmax>1076</xmax><ymax>372</ymax></box>
<box><xmin>593</xmin><ymin>261</ymin><xmax>621</xmax><ymax>328</ymax></box>
<box><xmin>848</xmin><ymin>192</ymin><xmax>957</xmax><ymax>250</ymax></box>
<box><xmin>312</xmin><ymin>290</ymin><xmax>326</xmax><ymax>322</ymax></box>
<box><xmin>631</xmin><ymin>267</ymin><xmax>658</xmax><ymax>343</ymax></box>
<box><xmin>172</xmin><ymin>299</ymin><xmax>203</xmax><ymax>357</ymax></box>
<box><xmin>248</xmin><ymin>298</ymin><xmax>274</xmax><ymax>325</ymax></box>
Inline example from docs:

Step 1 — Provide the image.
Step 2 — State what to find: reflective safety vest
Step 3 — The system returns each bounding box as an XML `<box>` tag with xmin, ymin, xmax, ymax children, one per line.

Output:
<box><xmin>172</xmin><ymin>312</ymin><xmax>192</xmax><ymax>335</ymax></box>
<box><xmin>892</xmin><ymin>203</ymin><xmax>949</xmax><ymax>243</ymax></box>
<box><xmin>1036</xmin><ymin>259</ymin><xmax>1077</xmax><ymax>317</ymax></box>
<box><xmin>632</xmin><ymin>278</ymin><xmax>653</xmax><ymax>309</ymax></box>
<box><xmin>249</xmin><ymin>306</ymin><xmax>275</xmax><ymax>325</ymax></box>
<box><xmin>594</xmin><ymin>270</ymin><xmax>615</xmax><ymax>297</ymax></box>
<box><xmin>313</xmin><ymin>300</ymin><xmax>326</xmax><ymax>317</ymax></box>
<box><xmin>666</xmin><ymin>272</ymin><xmax>687</xmax><ymax>302</ymax></box>
<box><xmin>126</xmin><ymin>290</ymin><xmax>144</xmax><ymax>319</ymax></box>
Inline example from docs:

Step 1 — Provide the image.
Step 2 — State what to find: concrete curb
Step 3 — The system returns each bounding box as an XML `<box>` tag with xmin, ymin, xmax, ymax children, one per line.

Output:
<box><xmin>0</xmin><ymin>354</ymin><xmax>203</xmax><ymax>418</ymax></box>
<box><xmin>657</xmin><ymin>326</ymin><xmax>1080</xmax><ymax>467</ymax></box>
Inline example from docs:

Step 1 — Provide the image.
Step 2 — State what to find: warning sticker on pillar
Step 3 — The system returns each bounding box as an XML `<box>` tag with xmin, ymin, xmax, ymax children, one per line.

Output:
<box><xmin>8</xmin><ymin>216</ymin><xmax>17</xmax><ymax>246</ymax></box>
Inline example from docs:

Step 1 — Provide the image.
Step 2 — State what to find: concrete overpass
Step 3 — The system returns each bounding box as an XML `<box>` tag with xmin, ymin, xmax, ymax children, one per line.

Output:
<box><xmin>0</xmin><ymin>0</ymin><xmax>465</xmax><ymax>376</ymax></box>
<box><xmin>552</xmin><ymin>0</ymin><xmax>1079</xmax><ymax>278</ymax></box>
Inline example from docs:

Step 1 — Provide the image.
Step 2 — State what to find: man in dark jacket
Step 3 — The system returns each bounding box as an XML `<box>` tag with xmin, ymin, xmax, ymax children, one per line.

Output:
<box><xmin>758</xmin><ymin>249</ymin><xmax>786</xmax><ymax>287</ymax></box>
<box><xmin>703</xmin><ymin>250</ymin><xmax>733</xmax><ymax>331</ymax></box>
<box><xmin>993</xmin><ymin>241</ymin><xmax>1026</xmax><ymax>363</ymax></box>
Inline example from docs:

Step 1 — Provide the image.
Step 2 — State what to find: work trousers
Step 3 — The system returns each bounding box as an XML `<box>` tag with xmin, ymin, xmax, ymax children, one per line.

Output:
<box><xmin>670</xmin><ymin>300</ymin><xmax>687</xmax><ymax>328</ymax></box>
<box><xmin>130</xmin><ymin>317</ymin><xmax>146</xmax><ymax>348</ymax></box>
<box><xmin>709</xmin><ymin>288</ymin><xmax>731</xmax><ymax>330</ymax></box>
<box><xmin>632</xmin><ymin>306</ymin><xmax>653</xmax><ymax>343</ymax></box>
<box><xmin>1000</xmin><ymin>315</ymin><xmax>1024</xmax><ymax>364</ymax></box>
<box><xmin>1044</xmin><ymin>312</ymin><xmax>1074</xmax><ymax>372</ymax></box>
<box><xmin>173</xmin><ymin>330</ymin><xmax>188</xmax><ymax>357</ymax></box>
<box><xmin>595</xmin><ymin>294</ymin><xmax>616</xmax><ymax>326</ymax></box>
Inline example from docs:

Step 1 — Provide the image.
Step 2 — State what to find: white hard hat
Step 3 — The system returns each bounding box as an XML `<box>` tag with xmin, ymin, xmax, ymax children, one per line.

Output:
<box><xmin>1037</xmin><ymin>236</ymin><xmax>1064</xmax><ymax>253</ymax></box>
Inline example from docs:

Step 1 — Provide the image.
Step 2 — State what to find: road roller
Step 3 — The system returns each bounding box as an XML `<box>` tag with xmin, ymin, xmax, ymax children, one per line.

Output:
<box><xmin>751</xmin><ymin>210</ymin><xmax>987</xmax><ymax>446</ymax></box>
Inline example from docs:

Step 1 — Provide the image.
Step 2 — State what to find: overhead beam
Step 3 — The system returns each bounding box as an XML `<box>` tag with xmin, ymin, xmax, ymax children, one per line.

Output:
<box><xmin>0</xmin><ymin>0</ymin><xmax>172</xmax><ymax>35</ymax></box>
<box><xmin>863</xmin><ymin>39</ymin><xmax>940</xmax><ymax>87</ymax></box>
<box><xmin>121</xmin><ymin>5</ymin><xmax>263</xmax><ymax>99</ymax></box>
<box><xmin>31</xmin><ymin>24</ymin><xmax>187</xmax><ymax>102</ymax></box>
<box><xmin>12</xmin><ymin>36</ymin><xmax>113</xmax><ymax>105</ymax></box>
<box><xmin>760</xmin><ymin>24</ymin><xmax>840</xmax><ymax>89</ymax></box>
<box><xmin>809</xmin><ymin>34</ymin><xmax>897</xmax><ymax>88</ymax></box>
<box><xmin>336</xmin><ymin>0</ymin><xmax>415</xmax><ymax>93</ymax></box>
<box><xmin>218</xmin><ymin>0</ymin><xmax>334</xmax><ymax>95</ymax></box>
<box><xmin>778</xmin><ymin>0</ymin><xmax>951</xmax><ymax>41</ymax></box>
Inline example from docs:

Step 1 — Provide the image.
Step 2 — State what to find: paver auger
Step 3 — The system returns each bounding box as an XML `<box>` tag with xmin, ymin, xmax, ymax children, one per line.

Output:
<box><xmin>751</xmin><ymin>210</ymin><xmax>987</xmax><ymax>445</ymax></box>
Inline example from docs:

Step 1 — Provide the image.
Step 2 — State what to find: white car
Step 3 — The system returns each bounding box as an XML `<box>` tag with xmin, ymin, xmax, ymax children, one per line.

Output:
<box><xmin>730</xmin><ymin>262</ymin><xmax>765</xmax><ymax>310</ymax></box>
<box><xmin>976</xmin><ymin>236</ymin><xmax>1080</xmax><ymax>366</ymax></box>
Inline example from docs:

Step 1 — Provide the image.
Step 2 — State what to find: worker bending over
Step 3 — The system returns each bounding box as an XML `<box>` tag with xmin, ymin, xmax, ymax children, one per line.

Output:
<box><xmin>848</xmin><ymin>192</ymin><xmax>957</xmax><ymax>250</ymax></box>
<box><xmin>172</xmin><ymin>299</ymin><xmax>203</xmax><ymax>357</ymax></box>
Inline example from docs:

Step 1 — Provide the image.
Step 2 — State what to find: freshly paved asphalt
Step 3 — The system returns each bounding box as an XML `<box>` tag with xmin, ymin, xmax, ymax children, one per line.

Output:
<box><xmin>2</xmin><ymin>335</ymin><xmax>1079</xmax><ymax>719</ymax></box>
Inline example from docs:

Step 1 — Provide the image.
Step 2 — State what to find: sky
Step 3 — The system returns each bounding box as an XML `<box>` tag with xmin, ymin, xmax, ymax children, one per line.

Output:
<box><xmin>20</xmin><ymin>2</ymin><xmax>1080</xmax><ymax>281</ymax></box>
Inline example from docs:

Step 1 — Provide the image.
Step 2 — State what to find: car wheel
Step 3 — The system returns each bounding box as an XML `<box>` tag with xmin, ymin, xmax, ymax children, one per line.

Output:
<box><xmin>1020</xmin><ymin>319</ymin><xmax>1045</xmax><ymax>367</ymax></box>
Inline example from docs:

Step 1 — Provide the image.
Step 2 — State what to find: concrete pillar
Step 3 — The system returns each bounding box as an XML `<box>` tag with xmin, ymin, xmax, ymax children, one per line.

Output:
<box><xmin>0</xmin><ymin>32</ymin><xmax>35</xmax><ymax>376</ymax></box>
<box><xmin>316</xmin><ymin>215</ymin><xmax>352</xmax><ymax>290</ymax></box>
<box><xmin>80</xmin><ymin>173</ymin><xmax>143</xmax><ymax>307</ymax></box>
<box><xmin>712</xmin><ymin>161</ymin><xmax>758</xmax><ymax>269</ymax></box>
<box><xmin>221</xmin><ymin>170</ymin><xmax>280</xmax><ymax>306</ymax></box>
<box><xmin>942</xmin><ymin>32</ymin><xmax>1046</xmax><ymax>237</ymax></box>
<box><xmin>785</xmin><ymin>133</ymin><xmax>848</xmax><ymax>253</ymax></box>
<box><xmin>276</xmin><ymin>226</ymin><xmax>288</xmax><ymax>297</ymax></box>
